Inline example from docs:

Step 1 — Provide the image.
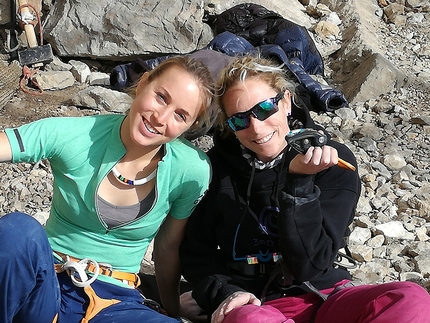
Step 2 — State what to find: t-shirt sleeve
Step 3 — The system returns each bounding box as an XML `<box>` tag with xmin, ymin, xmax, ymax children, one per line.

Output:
<box><xmin>168</xmin><ymin>146</ymin><xmax>212</xmax><ymax>220</ymax></box>
<box><xmin>4</xmin><ymin>118</ymin><xmax>66</xmax><ymax>163</ymax></box>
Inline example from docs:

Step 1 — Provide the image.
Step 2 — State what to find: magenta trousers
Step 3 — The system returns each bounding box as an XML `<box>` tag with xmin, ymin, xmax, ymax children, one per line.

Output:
<box><xmin>223</xmin><ymin>280</ymin><xmax>430</xmax><ymax>323</ymax></box>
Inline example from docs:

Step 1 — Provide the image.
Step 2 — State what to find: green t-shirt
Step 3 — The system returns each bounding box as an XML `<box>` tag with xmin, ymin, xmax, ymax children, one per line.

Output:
<box><xmin>5</xmin><ymin>114</ymin><xmax>211</xmax><ymax>278</ymax></box>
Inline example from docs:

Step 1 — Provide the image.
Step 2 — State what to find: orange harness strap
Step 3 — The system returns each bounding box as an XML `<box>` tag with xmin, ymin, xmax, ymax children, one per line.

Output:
<box><xmin>47</xmin><ymin>283</ymin><xmax>121</xmax><ymax>322</ymax></box>
<box><xmin>54</xmin><ymin>252</ymin><xmax>141</xmax><ymax>288</ymax></box>
<box><xmin>80</xmin><ymin>285</ymin><xmax>121</xmax><ymax>323</ymax></box>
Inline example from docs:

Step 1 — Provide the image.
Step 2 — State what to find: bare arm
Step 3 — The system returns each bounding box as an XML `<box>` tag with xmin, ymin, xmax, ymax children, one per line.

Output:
<box><xmin>153</xmin><ymin>215</ymin><xmax>188</xmax><ymax>317</ymax></box>
<box><xmin>0</xmin><ymin>132</ymin><xmax>12</xmax><ymax>162</ymax></box>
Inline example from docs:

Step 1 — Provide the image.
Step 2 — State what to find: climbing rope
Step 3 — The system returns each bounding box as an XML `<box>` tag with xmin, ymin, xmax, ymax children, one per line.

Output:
<box><xmin>20</xmin><ymin>65</ymin><xmax>43</xmax><ymax>96</ymax></box>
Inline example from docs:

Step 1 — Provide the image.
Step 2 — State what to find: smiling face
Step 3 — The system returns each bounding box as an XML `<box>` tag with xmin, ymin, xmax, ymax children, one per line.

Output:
<box><xmin>125</xmin><ymin>65</ymin><xmax>202</xmax><ymax>149</ymax></box>
<box><xmin>223</xmin><ymin>77</ymin><xmax>291</xmax><ymax>162</ymax></box>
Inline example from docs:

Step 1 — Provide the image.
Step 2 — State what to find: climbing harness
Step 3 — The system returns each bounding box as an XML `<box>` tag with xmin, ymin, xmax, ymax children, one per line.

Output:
<box><xmin>53</xmin><ymin>251</ymin><xmax>143</xmax><ymax>323</ymax></box>
<box><xmin>54</xmin><ymin>251</ymin><xmax>140</xmax><ymax>288</ymax></box>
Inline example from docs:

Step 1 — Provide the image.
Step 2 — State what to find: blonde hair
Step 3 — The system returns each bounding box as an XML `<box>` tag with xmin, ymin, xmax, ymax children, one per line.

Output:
<box><xmin>216</xmin><ymin>55</ymin><xmax>296</xmax><ymax>134</ymax></box>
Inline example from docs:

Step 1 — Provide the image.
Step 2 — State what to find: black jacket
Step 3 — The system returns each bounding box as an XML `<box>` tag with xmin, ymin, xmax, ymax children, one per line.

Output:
<box><xmin>179</xmin><ymin>103</ymin><xmax>361</xmax><ymax>315</ymax></box>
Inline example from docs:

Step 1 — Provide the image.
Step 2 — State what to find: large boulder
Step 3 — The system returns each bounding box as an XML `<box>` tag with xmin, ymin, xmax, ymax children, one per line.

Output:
<box><xmin>43</xmin><ymin>0</ymin><xmax>213</xmax><ymax>60</ymax></box>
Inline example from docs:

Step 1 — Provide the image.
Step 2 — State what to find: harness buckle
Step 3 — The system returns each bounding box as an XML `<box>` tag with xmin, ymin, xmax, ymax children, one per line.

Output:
<box><xmin>62</xmin><ymin>257</ymin><xmax>100</xmax><ymax>288</ymax></box>
<box><xmin>98</xmin><ymin>262</ymin><xmax>113</xmax><ymax>276</ymax></box>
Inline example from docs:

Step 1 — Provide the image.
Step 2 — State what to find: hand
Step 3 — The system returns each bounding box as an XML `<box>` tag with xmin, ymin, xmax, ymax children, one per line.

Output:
<box><xmin>179</xmin><ymin>291</ymin><xmax>207</xmax><ymax>323</ymax></box>
<box><xmin>211</xmin><ymin>291</ymin><xmax>261</xmax><ymax>323</ymax></box>
<box><xmin>289</xmin><ymin>145</ymin><xmax>338</xmax><ymax>175</ymax></box>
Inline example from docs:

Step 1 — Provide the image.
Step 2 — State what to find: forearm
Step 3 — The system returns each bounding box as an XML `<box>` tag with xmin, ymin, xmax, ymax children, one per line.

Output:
<box><xmin>153</xmin><ymin>216</ymin><xmax>189</xmax><ymax>317</ymax></box>
<box><xmin>154</xmin><ymin>242</ymin><xmax>181</xmax><ymax>316</ymax></box>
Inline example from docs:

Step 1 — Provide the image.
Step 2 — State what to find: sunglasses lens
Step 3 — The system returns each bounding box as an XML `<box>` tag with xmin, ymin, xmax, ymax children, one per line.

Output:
<box><xmin>259</xmin><ymin>99</ymin><xmax>275</xmax><ymax>111</ymax></box>
<box><xmin>254</xmin><ymin>99</ymin><xmax>277</xmax><ymax>120</ymax></box>
<box><xmin>228</xmin><ymin>115</ymin><xmax>249</xmax><ymax>131</ymax></box>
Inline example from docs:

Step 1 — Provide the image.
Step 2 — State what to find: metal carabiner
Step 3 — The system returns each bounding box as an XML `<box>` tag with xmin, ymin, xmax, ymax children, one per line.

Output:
<box><xmin>62</xmin><ymin>258</ymin><xmax>100</xmax><ymax>288</ymax></box>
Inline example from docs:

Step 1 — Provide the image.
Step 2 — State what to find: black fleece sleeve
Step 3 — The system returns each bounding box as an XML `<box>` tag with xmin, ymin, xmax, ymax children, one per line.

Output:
<box><xmin>277</xmin><ymin>142</ymin><xmax>360</xmax><ymax>283</ymax></box>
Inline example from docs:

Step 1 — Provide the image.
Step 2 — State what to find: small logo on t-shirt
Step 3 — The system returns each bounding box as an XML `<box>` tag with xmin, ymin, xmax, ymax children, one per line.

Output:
<box><xmin>194</xmin><ymin>189</ymin><xmax>208</xmax><ymax>205</ymax></box>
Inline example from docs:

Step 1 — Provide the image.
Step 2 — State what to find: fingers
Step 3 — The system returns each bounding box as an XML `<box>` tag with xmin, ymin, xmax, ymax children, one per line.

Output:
<box><xmin>305</xmin><ymin>146</ymin><xmax>338</xmax><ymax>167</ymax></box>
<box><xmin>179</xmin><ymin>291</ymin><xmax>207</xmax><ymax>323</ymax></box>
<box><xmin>248</xmin><ymin>294</ymin><xmax>261</xmax><ymax>306</ymax></box>
<box><xmin>211</xmin><ymin>292</ymin><xmax>261</xmax><ymax>323</ymax></box>
<box><xmin>290</xmin><ymin>145</ymin><xmax>339</xmax><ymax>174</ymax></box>
<box><xmin>211</xmin><ymin>302</ymin><xmax>227</xmax><ymax>323</ymax></box>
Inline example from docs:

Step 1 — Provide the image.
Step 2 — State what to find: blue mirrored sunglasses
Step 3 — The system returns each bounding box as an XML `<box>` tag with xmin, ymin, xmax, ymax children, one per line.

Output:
<box><xmin>226</xmin><ymin>92</ymin><xmax>284</xmax><ymax>132</ymax></box>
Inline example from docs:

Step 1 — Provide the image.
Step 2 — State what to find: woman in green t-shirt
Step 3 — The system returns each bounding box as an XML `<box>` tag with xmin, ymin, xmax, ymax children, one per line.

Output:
<box><xmin>0</xmin><ymin>56</ymin><xmax>215</xmax><ymax>323</ymax></box>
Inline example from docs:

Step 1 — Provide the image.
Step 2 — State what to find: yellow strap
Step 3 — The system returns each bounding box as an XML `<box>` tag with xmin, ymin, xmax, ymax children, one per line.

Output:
<box><xmin>80</xmin><ymin>285</ymin><xmax>120</xmax><ymax>323</ymax></box>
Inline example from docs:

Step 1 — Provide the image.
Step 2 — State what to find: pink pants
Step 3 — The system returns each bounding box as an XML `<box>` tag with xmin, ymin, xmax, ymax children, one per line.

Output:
<box><xmin>222</xmin><ymin>280</ymin><xmax>430</xmax><ymax>323</ymax></box>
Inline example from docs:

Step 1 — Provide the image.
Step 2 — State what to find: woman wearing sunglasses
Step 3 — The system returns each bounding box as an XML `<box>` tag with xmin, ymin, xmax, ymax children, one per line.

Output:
<box><xmin>179</xmin><ymin>55</ymin><xmax>430</xmax><ymax>323</ymax></box>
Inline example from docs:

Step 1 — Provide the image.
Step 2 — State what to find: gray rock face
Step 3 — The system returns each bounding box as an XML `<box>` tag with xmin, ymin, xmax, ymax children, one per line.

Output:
<box><xmin>43</xmin><ymin>0</ymin><xmax>212</xmax><ymax>59</ymax></box>
<box><xmin>25</xmin><ymin>0</ymin><xmax>315</xmax><ymax>60</ymax></box>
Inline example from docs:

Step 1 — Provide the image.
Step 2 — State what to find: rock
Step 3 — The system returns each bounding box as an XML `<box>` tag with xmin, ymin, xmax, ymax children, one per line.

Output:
<box><xmin>400</xmin><ymin>271</ymin><xmax>423</xmax><ymax>282</ymax></box>
<box><xmin>375</xmin><ymin>221</ymin><xmax>415</xmax><ymax>240</ymax></box>
<box><xmin>71</xmin><ymin>86</ymin><xmax>132</xmax><ymax>113</ymax></box>
<box><xmin>34</xmin><ymin>71</ymin><xmax>75</xmax><ymax>90</ymax></box>
<box><xmin>88</xmin><ymin>72</ymin><xmax>111</xmax><ymax>86</ymax></box>
<box><xmin>313</xmin><ymin>21</ymin><xmax>340</xmax><ymax>40</ymax></box>
<box><xmin>45</xmin><ymin>56</ymin><xmax>73</xmax><ymax>72</ymax></box>
<box><xmin>367</xmin><ymin>235</ymin><xmax>385</xmax><ymax>248</ymax></box>
<box><xmin>343</xmin><ymin>53</ymin><xmax>407</xmax><ymax>104</ymax></box>
<box><xmin>43</xmin><ymin>0</ymin><xmax>211</xmax><ymax>59</ymax></box>
<box><xmin>324</xmin><ymin>12</ymin><xmax>342</xmax><ymax>26</ymax></box>
<box><xmin>349</xmin><ymin>227</ymin><xmax>372</xmax><ymax>244</ymax></box>
<box><xmin>350</xmin><ymin>244</ymin><xmax>373</xmax><ymax>262</ymax></box>
<box><xmin>383</xmin><ymin>153</ymin><xmax>407</xmax><ymax>170</ymax></box>
<box><xmin>69</xmin><ymin>60</ymin><xmax>91</xmax><ymax>84</ymax></box>
<box><xmin>384</xmin><ymin>3</ymin><xmax>407</xmax><ymax>25</ymax></box>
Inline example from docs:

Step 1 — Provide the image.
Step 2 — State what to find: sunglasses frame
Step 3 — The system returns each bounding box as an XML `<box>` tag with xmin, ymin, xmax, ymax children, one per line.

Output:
<box><xmin>226</xmin><ymin>92</ymin><xmax>284</xmax><ymax>132</ymax></box>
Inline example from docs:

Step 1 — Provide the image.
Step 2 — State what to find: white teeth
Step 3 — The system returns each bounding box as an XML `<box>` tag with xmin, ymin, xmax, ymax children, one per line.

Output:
<box><xmin>255</xmin><ymin>132</ymin><xmax>274</xmax><ymax>144</ymax></box>
<box><xmin>143</xmin><ymin>119</ymin><xmax>159</xmax><ymax>134</ymax></box>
